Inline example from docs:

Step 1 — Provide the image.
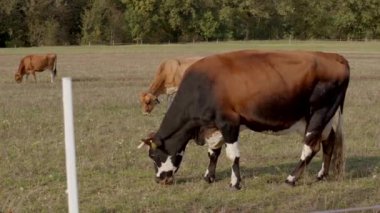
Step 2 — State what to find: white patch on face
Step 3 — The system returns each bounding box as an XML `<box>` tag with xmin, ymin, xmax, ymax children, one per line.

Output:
<box><xmin>156</xmin><ymin>156</ymin><xmax>177</xmax><ymax>177</ymax></box>
<box><xmin>287</xmin><ymin>175</ymin><xmax>296</xmax><ymax>182</ymax></box>
<box><xmin>226</xmin><ymin>142</ymin><xmax>240</xmax><ymax>161</ymax></box>
<box><xmin>231</xmin><ymin>169</ymin><xmax>238</xmax><ymax>186</ymax></box>
<box><xmin>205</xmin><ymin>130</ymin><xmax>224</xmax><ymax>150</ymax></box>
<box><xmin>318</xmin><ymin>162</ymin><xmax>325</xmax><ymax>178</ymax></box>
<box><xmin>300</xmin><ymin>144</ymin><xmax>312</xmax><ymax>161</ymax></box>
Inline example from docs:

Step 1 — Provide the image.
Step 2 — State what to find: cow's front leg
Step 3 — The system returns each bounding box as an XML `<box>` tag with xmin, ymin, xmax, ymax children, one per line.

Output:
<box><xmin>226</xmin><ymin>141</ymin><xmax>241</xmax><ymax>190</ymax></box>
<box><xmin>204</xmin><ymin>147</ymin><xmax>221</xmax><ymax>183</ymax></box>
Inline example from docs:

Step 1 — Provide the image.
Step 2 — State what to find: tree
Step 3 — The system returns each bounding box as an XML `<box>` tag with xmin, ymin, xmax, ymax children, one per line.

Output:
<box><xmin>199</xmin><ymin>11</ymin><xmax>219</xmax><ymax>41</ymax></box>
<box><xmin>0</xmin><ymin>0</ymin><xmax>28</xmax><ymax>47</ymax></box>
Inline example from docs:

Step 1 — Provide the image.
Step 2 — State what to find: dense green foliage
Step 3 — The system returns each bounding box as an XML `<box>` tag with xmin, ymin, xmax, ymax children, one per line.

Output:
<box><xmin>1</xmin><ymin>0</ymin><xmax>380</xmax><ymax>47</ymax></box>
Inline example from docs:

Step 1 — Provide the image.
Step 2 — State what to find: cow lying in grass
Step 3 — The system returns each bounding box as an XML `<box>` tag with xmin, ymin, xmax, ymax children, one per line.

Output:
<box><xmin>140</xmin><ymin>50</ymin><xmax>350</xmax><ymax>189</ymax></box>
<box><xmin>15</xmin><ymin>53</ymin><xmax>57</xmax><ymax>83</ymax></box>
<box><xmin>139</xmin><ymin>57</ymin><xmax>202</xmax><ymax>114</ymax></box>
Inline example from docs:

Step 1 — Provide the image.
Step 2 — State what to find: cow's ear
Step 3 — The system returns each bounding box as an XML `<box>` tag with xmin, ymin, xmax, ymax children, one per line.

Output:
<box><xmin>143</xmin><ymin>94</ymin><xmax>152</xmax><ymax>104</ymax></box>
<box><xmin>139</xmin><ymin>132</ymin><xmax>161</xmax><ymax>149</ymax></box>
<box><xmin>140</xmin><ymin>92</ymin><xmax>148</xmax><ymax>103</ymax></box>
<box><xmin>139</xmin><ymin>137</ymin><xmax>153</xmax><ymax>149</ymax></box>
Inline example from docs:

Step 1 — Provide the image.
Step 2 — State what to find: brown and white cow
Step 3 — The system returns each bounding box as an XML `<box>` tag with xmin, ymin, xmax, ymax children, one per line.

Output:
<box><xmin>15</xmin><ymin>53</ymin><xmax>57</xmax><ymax>83</ymax></box>
<box><xmin>140</xmin><ymin>50</ymin><xmax>350</xmax><ymax>189</ymax></box>
<box><xmin>139</xmin><ymin>57</ymin><xmax>202</xmax><ymax>114</ymax></box>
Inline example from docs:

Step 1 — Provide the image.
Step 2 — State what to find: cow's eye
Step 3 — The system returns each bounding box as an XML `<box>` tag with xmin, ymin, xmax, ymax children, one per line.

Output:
<box><xmin>149</xmin><ymin>152</ymin><xmax>156</xmax><ymax>159</ymax></box>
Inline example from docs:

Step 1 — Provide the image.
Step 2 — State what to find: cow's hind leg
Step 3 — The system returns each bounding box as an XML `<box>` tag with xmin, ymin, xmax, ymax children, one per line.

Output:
<box><xmin>317</xmin><ymin>128</ymin><xmax>335</xmax><ymax>181</ymax></box>
<box><xmin>286</xmin><ymin>132</ymin><xmax>321</xmax><ymax>186</ymax></box>
<box><xmin>286</xmin><ymin>81</ymin><xmax>344</xmax><ymax>186</ymax></box>
<box><xmin>286</xmin><ymin>107</ymin><xmax>336</xmax><ymax>185</ymax></box>
<box><xmin>204</xmin><ymin>147</ymin><xmax>222</xmax><ymax>183</ymax></box>
<box><xmin>32</xmin><ymin>72</ymin><xmax>37</xmax><ymax>82</ymax></box>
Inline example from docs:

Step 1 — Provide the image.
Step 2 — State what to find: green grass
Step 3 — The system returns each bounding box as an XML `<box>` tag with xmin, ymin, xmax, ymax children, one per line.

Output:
<box><xmin>1</xmin><ymin>41</ymin><xmax>380</xmax><ymax>212</ymax></box>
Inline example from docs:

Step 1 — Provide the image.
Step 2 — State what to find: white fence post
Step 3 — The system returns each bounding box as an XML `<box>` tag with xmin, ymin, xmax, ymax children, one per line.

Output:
<box><xmin>62</xmin><ymin>77</ymin><xmax>79</xmax><ymax>213</ymax></box>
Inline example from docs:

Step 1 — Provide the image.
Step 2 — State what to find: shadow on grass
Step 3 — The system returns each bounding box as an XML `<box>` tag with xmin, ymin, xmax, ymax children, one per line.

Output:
<box><xmin>175</xmin><ymin>156</ymin><xmax>380</xmax><ymax>185</ymax></box>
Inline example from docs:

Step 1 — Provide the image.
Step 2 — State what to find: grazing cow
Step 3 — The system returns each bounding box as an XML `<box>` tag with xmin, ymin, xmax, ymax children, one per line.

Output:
<box><xmin>15</xmin><ymin>53</ymin><xmax>57</xmax><ymax>83</ymax></box>
<box><xmin>140</xmin><ymin>57</ymin><xmax>202</xmax><ymax>114</ymax></box>
<box><xmin>140</xmin><ymin>50</ymin><xmax>350</xmax><ymax>189</ymax></box>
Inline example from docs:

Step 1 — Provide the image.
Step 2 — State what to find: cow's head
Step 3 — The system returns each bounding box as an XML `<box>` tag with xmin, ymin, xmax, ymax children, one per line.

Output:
<box><xmin>15</xmin><ymin>73</ymin><xmax>23</xmax><ymax>83</ymax></box>
<box><xmin>139</xmin><ymin>132</ymin><xmax>184</xmax><ymax>185</ymax></box>
<box><xmin>139</xmin><ymin>92</ymin><xmax>160</xmax><ymax>114</ymax></box>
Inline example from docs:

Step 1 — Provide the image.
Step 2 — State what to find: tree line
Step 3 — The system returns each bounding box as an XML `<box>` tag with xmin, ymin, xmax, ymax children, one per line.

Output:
<box><xmin>1</xmin><ymin>0</ymin><xmax>380</xmax><ymax>47</ymax></box>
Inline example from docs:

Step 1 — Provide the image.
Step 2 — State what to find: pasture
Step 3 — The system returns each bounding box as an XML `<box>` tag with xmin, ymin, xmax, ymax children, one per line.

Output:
<box><xmin>1</xmin><ymin>41</ymin><xmax>380</xmax><ymax>212</ymax></box>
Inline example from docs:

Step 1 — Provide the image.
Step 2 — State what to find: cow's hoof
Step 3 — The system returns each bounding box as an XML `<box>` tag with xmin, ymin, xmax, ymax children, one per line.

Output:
<box><xmin>229</xmin><ymin>183</ymin><xmax>241</xmax><ymax>190</ymax></box>
<box><xmin>285</xmin><ymin>179</ymin><xmax>296</xmax><ymax>187</ymax></box>
<box><xmin>316</xmin><ymin>175</ymin><xmax>327</xmax><ymax>181</ymax></box>
<box><xmin>203</xmin><ymin>175</ymin><xmax>215</xmax><ymax>183</ymax></box>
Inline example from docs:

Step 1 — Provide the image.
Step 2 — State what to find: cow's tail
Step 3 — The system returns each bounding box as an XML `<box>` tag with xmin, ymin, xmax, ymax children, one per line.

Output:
<box><xmin>53</xmin><ymin>55</ymin><xmax>57</xmax><ymax>78</ymax></box>
<box><xmin>331</xmin><ymin>61</ymin><xmax>349</xmax><ymax>180</ymax></box>
<box><xmin>331</xmin><ymin>106</ymin><xmax>345</xmax><ymax>180</ymax></box>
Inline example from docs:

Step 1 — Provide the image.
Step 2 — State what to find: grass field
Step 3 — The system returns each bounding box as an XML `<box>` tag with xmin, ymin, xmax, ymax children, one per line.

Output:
<box><xmin>1</xmin><ymin>41</ymin><xmax>380</xmax><ymax>212</ymax></box>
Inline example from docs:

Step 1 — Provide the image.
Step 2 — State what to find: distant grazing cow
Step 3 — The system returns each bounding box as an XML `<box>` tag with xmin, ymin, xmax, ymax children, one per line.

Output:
<box><xmin>140</xmin><ymin>57</ymin><xmax>202</xmax><ymax>114</ymax></box>
<box><xmin>15</xmin><ymin>53</ymin><xmax>57</xmax><ymax>83</ymax></box>
<box><xmin>140</xmin><ymin>50</ymin><xmax>350</xmax><ymax>189</ymax></box>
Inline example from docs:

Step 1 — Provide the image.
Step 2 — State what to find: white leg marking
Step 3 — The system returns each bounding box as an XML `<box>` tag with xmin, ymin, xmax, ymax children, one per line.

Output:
<box><xmin>226</xmin><ymin>142</ymin><xmax>240</xmax><ymax>186</ymax></box>
<box><xmin>156</xmin><ymin>156</ymin><xmax>177</xmax><ymax>177</ymax></box>
<box><xmin>205</xmin><ymin>149</ymin><xmax>213</xmax><ymax>177</ymax></box>
<box><xmin>207</xmin><ymin>148</ymin><xmax>214</xmax><ymax>156</ymax></box>
<box><xmin>226</xmin><ymin>142</ymin><xmax>240</xmax><ymax>161</ymax></box>
<box><xmin>305</xmin><ymin>131</ymin><xmax>313</xmax><ymax>137</ymax></box>
<box><xmin>204</xmin><ymin>169</ymin><xmax>209</xmax><ymax>177</ymax></box>
<box><xmin>318</xmin><ymin>162</ymin><xmax>325</xmax><ymax>178</ymax></box>
<box><xmin>231</xmin><ymin>169</ymin><xmax>238</xmax><ymax>186</ymax></box>
<box><xmin>300</xmin><ymin>144</ymin><xmax>312</xmax><ymax>161</ymax></box>
<box><xmin>287</xmin><ymin>175</ymin><xmax>296</xmax><ymax>182</ymax></box>
<box><xmin>205</xmin><ymin>131</ymin><xmax>224</xmax><ymax>150</ymax></box>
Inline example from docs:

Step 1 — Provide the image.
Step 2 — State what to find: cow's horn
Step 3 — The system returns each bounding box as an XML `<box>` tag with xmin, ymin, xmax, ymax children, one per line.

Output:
<box><xmin>137</xmin><ymin>142</ymin><xmax>145</xmax><ymax>149</ymax></box>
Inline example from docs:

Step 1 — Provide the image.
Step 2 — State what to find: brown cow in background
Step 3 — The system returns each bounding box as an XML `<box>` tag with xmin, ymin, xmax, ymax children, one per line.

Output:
<box><xmin>140</xmin><ymin>57</ymin><xmax>202</xmax><ymax>114</ymax></box>
<box><xmin>15</xmin><ymin>53</ymin><xmax>57</xmax><ymax>83</ymax></box>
